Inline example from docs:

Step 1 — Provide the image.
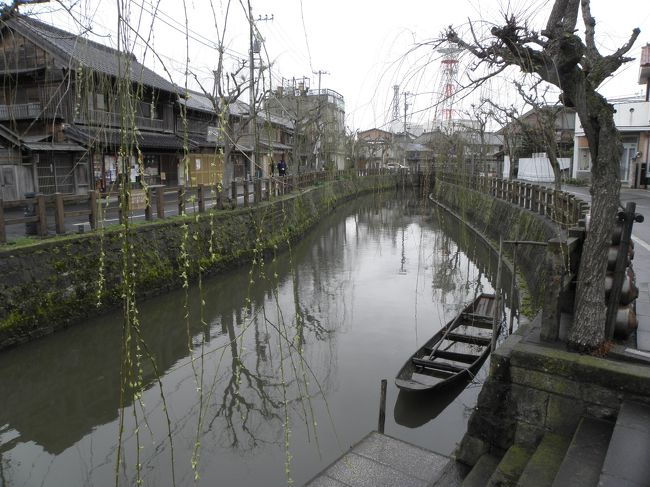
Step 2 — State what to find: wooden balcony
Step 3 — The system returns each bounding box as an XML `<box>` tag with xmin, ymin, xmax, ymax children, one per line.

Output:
<box><xmin>74</xmin><ymin>109</ymin><xmax>171</xmax><ymax>132</ymax></box>
<box><xmin>0</xmin><ymin>102</ymin><xmax>42</xmax><ymax>120</ymax></box>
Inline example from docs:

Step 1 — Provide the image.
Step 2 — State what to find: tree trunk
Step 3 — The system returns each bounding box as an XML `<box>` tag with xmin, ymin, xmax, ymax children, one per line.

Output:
<box><xmin>568</xmin><ymin>94</ymin><xmax>621</xmax><ymax>350</ymax></box>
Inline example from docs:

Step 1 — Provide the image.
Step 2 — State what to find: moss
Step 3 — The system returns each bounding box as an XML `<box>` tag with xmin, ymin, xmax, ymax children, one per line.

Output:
<box><xmin>0</xmin><ymin>175</ymin><xmax>400</xmax><ymax>349</ymax></box>
<box><xmin>493</xmin><ymin>444</ymin><xmax>533</xmax><ymax>482</ymax></box>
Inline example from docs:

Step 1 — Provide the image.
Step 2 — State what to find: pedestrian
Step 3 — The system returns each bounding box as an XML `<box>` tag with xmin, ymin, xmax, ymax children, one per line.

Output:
<box><xmin>270</xmin><ymin>160</ymin><xmax>276</xmax><ymax>176</ymax></box>
<box><xmin>278</xmin><ymin>157</ymin><xmax>287</xmax><ymax>177</ymax></box>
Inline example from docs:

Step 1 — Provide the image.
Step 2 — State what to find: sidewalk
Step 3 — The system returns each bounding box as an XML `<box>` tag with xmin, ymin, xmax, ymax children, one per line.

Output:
<box><xmin>563</xmin><ymin>185</ymin><xmax>650</xmax><ymax>353</ymax></box>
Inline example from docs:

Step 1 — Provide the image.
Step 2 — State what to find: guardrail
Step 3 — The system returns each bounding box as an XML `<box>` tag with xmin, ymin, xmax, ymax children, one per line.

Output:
<box><xmin>437</xmin><ymin>172</ymin><xmax>590</xmax><ymax>227</ymax></box>
<box><xmin>0</xmin><ymin>168</ymin><xmax>398</xmax><ymax>243</ymax></box>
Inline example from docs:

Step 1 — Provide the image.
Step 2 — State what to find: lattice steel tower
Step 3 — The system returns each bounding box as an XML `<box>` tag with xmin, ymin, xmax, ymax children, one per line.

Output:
<box><xmin>436</xmin><ymin>44</ymin><xmax>462</xmax><ymax>127</ymax></box>
<box><xmin>392</xmin><ymin>85</ymin><xmax>400</xmax><ymax>126</ymax></box>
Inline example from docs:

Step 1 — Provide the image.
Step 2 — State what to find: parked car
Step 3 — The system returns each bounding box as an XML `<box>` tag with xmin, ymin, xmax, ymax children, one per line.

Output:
<box><xmin>386</xmin><ymin>163</ymin><xmax>407</xmax><ymax>171</ymax></box>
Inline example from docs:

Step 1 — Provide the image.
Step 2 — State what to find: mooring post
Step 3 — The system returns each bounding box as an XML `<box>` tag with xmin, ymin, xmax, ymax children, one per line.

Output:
<box><xmin>378</xmin><ymin>379</ymin><xmax>387</xmax><ymax>434</ymax></box>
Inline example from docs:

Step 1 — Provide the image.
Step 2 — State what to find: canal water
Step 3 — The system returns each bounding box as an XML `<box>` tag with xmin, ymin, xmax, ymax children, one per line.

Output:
<box><xmin>0</xmin><ymin>190</ymin><xmax>513</xmax><ymax>486</ymax></box>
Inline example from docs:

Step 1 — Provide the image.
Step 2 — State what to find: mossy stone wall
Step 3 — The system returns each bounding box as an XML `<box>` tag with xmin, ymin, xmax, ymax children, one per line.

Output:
<box><xmin>432</xmin><ymin>180</ymin><xmax>650</xmax><ymax>471</ymax></box>
<box><xmin>0</xmin><ymin>176</ymin><xmax>394</xmax><ymax>350</ymax></box>
<box><xmin>431</xmin><ymin>180</ymin><xmax>562</xmax><ymax>313</ymax></box>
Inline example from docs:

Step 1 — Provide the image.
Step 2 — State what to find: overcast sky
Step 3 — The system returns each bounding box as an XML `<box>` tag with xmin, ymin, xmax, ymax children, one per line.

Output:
<box><xmin>24</xmin><ymin>0</ymin><xmax>650</xmax><ymax>132</ymax></box>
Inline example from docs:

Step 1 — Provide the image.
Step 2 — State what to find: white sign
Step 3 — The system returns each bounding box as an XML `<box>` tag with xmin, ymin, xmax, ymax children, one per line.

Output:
<box><xmin>207</xmin><ymin>126</ymin><xmax>220</xmax><ymax>142</ymax></box>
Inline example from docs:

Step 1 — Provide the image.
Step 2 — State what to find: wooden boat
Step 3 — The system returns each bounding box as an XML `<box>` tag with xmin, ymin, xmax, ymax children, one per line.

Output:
<box><xmin>395</xmin><ymin>293</ymin><xmax>497</xmax><ymax>392</ymax></box>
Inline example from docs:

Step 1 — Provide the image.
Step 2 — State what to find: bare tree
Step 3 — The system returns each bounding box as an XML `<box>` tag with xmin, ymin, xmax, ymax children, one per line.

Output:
<box><xmin>481</xmin><ymin>100</ymin><xmax>520</xmax><ymax>179</ymax></box>
<box><xmin>514</xmin><ymin>80</ymin><xmax>571</xmax><ymax>191</ymax></box>
<box><xmin>486</xmin><ymin>81</ymin><xmax>571</xmax><ymax>191</ymax></box>
<box><xmin>446</xmin><ymin>1</ymin><xmax>640</xmax><ymax>350</ymax></box>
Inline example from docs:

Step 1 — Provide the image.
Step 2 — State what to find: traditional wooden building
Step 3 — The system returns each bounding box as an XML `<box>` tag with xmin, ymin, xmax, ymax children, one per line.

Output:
<box><xmin>0</xmin><ymin>13</ymin><xmax>185</xmax><ymax>200</ymax></box>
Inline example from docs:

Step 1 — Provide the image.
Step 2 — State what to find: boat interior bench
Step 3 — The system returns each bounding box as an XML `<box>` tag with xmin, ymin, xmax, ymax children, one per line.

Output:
<box><xmin>460</xmin><ymin>312</ymin><xmax>494</xmax><ymax>328</ymax></box>
<box><xmin>411</xmin><ymin>357</ymin><xmax>464</xmax><ymax>373</ymax></box>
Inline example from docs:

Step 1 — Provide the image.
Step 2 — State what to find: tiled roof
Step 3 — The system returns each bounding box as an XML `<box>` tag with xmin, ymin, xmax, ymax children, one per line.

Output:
<box><xmin>180</xmin><ymin>91</ymin><xmax>289</xmax><ymax>127</ymax></box>
<box><xmin>4</xmin><ymin>14</ymin><xmax>180</xmax><ymax>94</ymax></box>
<box><xmin>65</xmin><ymin>125</ymin><xmax>190</xmax><ymax>150</ymax></box>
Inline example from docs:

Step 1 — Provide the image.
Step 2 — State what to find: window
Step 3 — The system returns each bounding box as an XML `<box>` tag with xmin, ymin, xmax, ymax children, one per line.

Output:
<box><xmin>144</xmin><ymin>155</ymin><xmax>160</xmax><ymax>176</ymax></box>
<box><xmin>578</xmin><ymin>148</ymin><xmax>591</xmax><ymax>171</ymax></box>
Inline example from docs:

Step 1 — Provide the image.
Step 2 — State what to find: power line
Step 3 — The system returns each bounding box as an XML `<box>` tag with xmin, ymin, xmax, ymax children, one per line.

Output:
<box><xmin>128</xmin><ymin>0</ymin><xmax>248</xmax><ymax>60</ymax></box>
<box><xmin>298</xmin><ymin>0</ymin><xmax>313</xmax><ymax>73</ymax></box>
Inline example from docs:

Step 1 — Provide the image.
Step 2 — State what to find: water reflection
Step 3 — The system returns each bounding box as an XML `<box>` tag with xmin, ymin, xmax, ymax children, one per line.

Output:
<box><xmin>393</xmin><ymin>379</ymin><xmax>472</xmax><ymax>428</ymax></box>
<box><xmin>0</xmin><ymin>190</ymin><xmax>513</xmax><ymax>486</ymax></box>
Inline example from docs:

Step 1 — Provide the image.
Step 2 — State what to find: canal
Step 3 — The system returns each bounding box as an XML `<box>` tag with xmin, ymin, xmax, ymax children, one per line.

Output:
<box><xmin>0</xmin><ymin>190</ymin><xmax>513</xmax><ymax>486</ymax></box>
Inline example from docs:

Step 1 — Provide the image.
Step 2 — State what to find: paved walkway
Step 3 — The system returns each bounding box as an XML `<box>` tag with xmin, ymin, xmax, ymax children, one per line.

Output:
<box><xmin>562</xmin><ymin>185</ymin><xmax>650</xmax><ymax>353</ymax></box>
<box><xmin>304</xmin><ymin>432</ymin><xmax>465</xmax><ymax>487</ymax></box>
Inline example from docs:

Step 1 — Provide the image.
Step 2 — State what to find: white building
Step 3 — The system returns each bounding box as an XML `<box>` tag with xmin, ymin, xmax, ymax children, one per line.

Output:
<box><xmin>572</xmin><ymin>44</ymin><xmax>650</xmax><ymax>187</ymax></box>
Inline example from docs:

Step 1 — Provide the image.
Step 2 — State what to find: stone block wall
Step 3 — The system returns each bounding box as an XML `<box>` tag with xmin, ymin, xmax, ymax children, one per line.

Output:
<box><xmin>0</xmin><ymin>176</ymin><xmax>395</xmax><ymax>350</ymax></box>
<box><xmin>431</xmin><ymin>179</ymin><xmax>562</xmax><ymax>312</ymax></box>
<box><xmin>428</xmin><ymin>178</ymin><xmax>647</xmax><ymax>465</ymax></box>
<box><xmin>456</xmin><ymin>319</ymin><xmax>650</xmax><ymax>465</ymax></box>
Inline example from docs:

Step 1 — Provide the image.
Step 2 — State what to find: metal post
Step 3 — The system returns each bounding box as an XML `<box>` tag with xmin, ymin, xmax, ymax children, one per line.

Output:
<box><xmin>492</xmin><ymin>237</ymin><xmax>503</xmax><ymax>350</ymax></box>
<box><xmin>509</xmin><ymin>244</ymin><xmax>517</xmax><ymax>335</ymax></box>
<box><xmin>378</xmin><ymin>379</ymin><xmax>387</xmax><ymax>434</ymax></box>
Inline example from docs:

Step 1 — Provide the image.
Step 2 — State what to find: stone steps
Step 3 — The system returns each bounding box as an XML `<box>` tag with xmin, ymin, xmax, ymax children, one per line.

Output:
<box><xmin>457</xmin><ymin>399</ymin><xmax>650</xmax><ymax>487</ymax></box>
<box><xmin>459</xmin><ymin>453</ymin><xmax>499</xmax><ymax>487</ymax></box>
<box><xmin>486</xmin><ymin>444</ymin><xmax>533</xmax><ymax>486</ymax></box>
<box><xmin>552</xmin><ymin>417</ymin><xmax>614</xmax><ymax>487</ymax></box>
<box><xmin>517</xmin><ymin>432</ymin><xmax>570</xmax><ymax>487</ymax></box>
<box><xmin>598</xmin><ymin>400</ymin><xmax>650</xmax><ymax>486</ymax></box>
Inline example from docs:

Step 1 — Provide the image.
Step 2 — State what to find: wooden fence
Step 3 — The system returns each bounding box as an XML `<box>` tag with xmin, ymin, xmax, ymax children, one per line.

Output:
<box><xmin>0</xmin><ymin>168</ymin><xmax>397</xmax><ymax>243</ymax></box>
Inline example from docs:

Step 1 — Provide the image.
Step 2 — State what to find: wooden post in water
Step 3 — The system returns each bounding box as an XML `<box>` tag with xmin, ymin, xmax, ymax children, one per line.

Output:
<box><xmin>492</xmin><ymin>238</ymin><xmax>503</xmax><ymax>350</ymax></box>
<box><xmin>378</xmin><ymin>379</ymin><xmax>387</xmax><ymax>434</ymax></box>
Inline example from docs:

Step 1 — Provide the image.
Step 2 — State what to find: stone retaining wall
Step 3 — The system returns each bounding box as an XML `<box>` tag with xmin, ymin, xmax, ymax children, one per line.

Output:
<box><xmin>431</xmin><ymin>179</ymin><xmax>562</xmax><ymax>312</ymax></box>
<box><xmin>0</xmin><ymin>175</ymin><xmax>395</xmax><ymax>350</ymax></box>
<box><xmin>431</xmin><ymin>179</ymin><xmax>650</xmax><ymax>467</ymax></box>
<box><xmin>455</xmin><ymin>319</ymin><xmax>650</xmax><ymax>466</ymax></box>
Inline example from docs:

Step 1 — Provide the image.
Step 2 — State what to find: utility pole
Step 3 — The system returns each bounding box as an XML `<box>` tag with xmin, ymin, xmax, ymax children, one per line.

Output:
<box><xmin>403</xmin><ymin>92</ymin><xmax>409</xmax><ymax>135</ymax></box>
<box><xmin>313</xmin><ymin>69</ymin><xmax>329</xmax><ymax>95</ymax></box>
<box><xmin>402</xmin><ymin>91</ymin><xmax>409</xmax><ymax>167</ymax></box>
<box><xmin>247</xmin><ymin>2</ymin><xmax>273</xmax><ymax>180</ymax></box>
<box><xmin>313</xmin><ymin>69</ymin><xmax>329</xmax><ymax>170</ymax></box>
<box><xmin>392</xmin><ymin>85</ymin><xmax>400</xmax><ymax>131</ymax></box>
